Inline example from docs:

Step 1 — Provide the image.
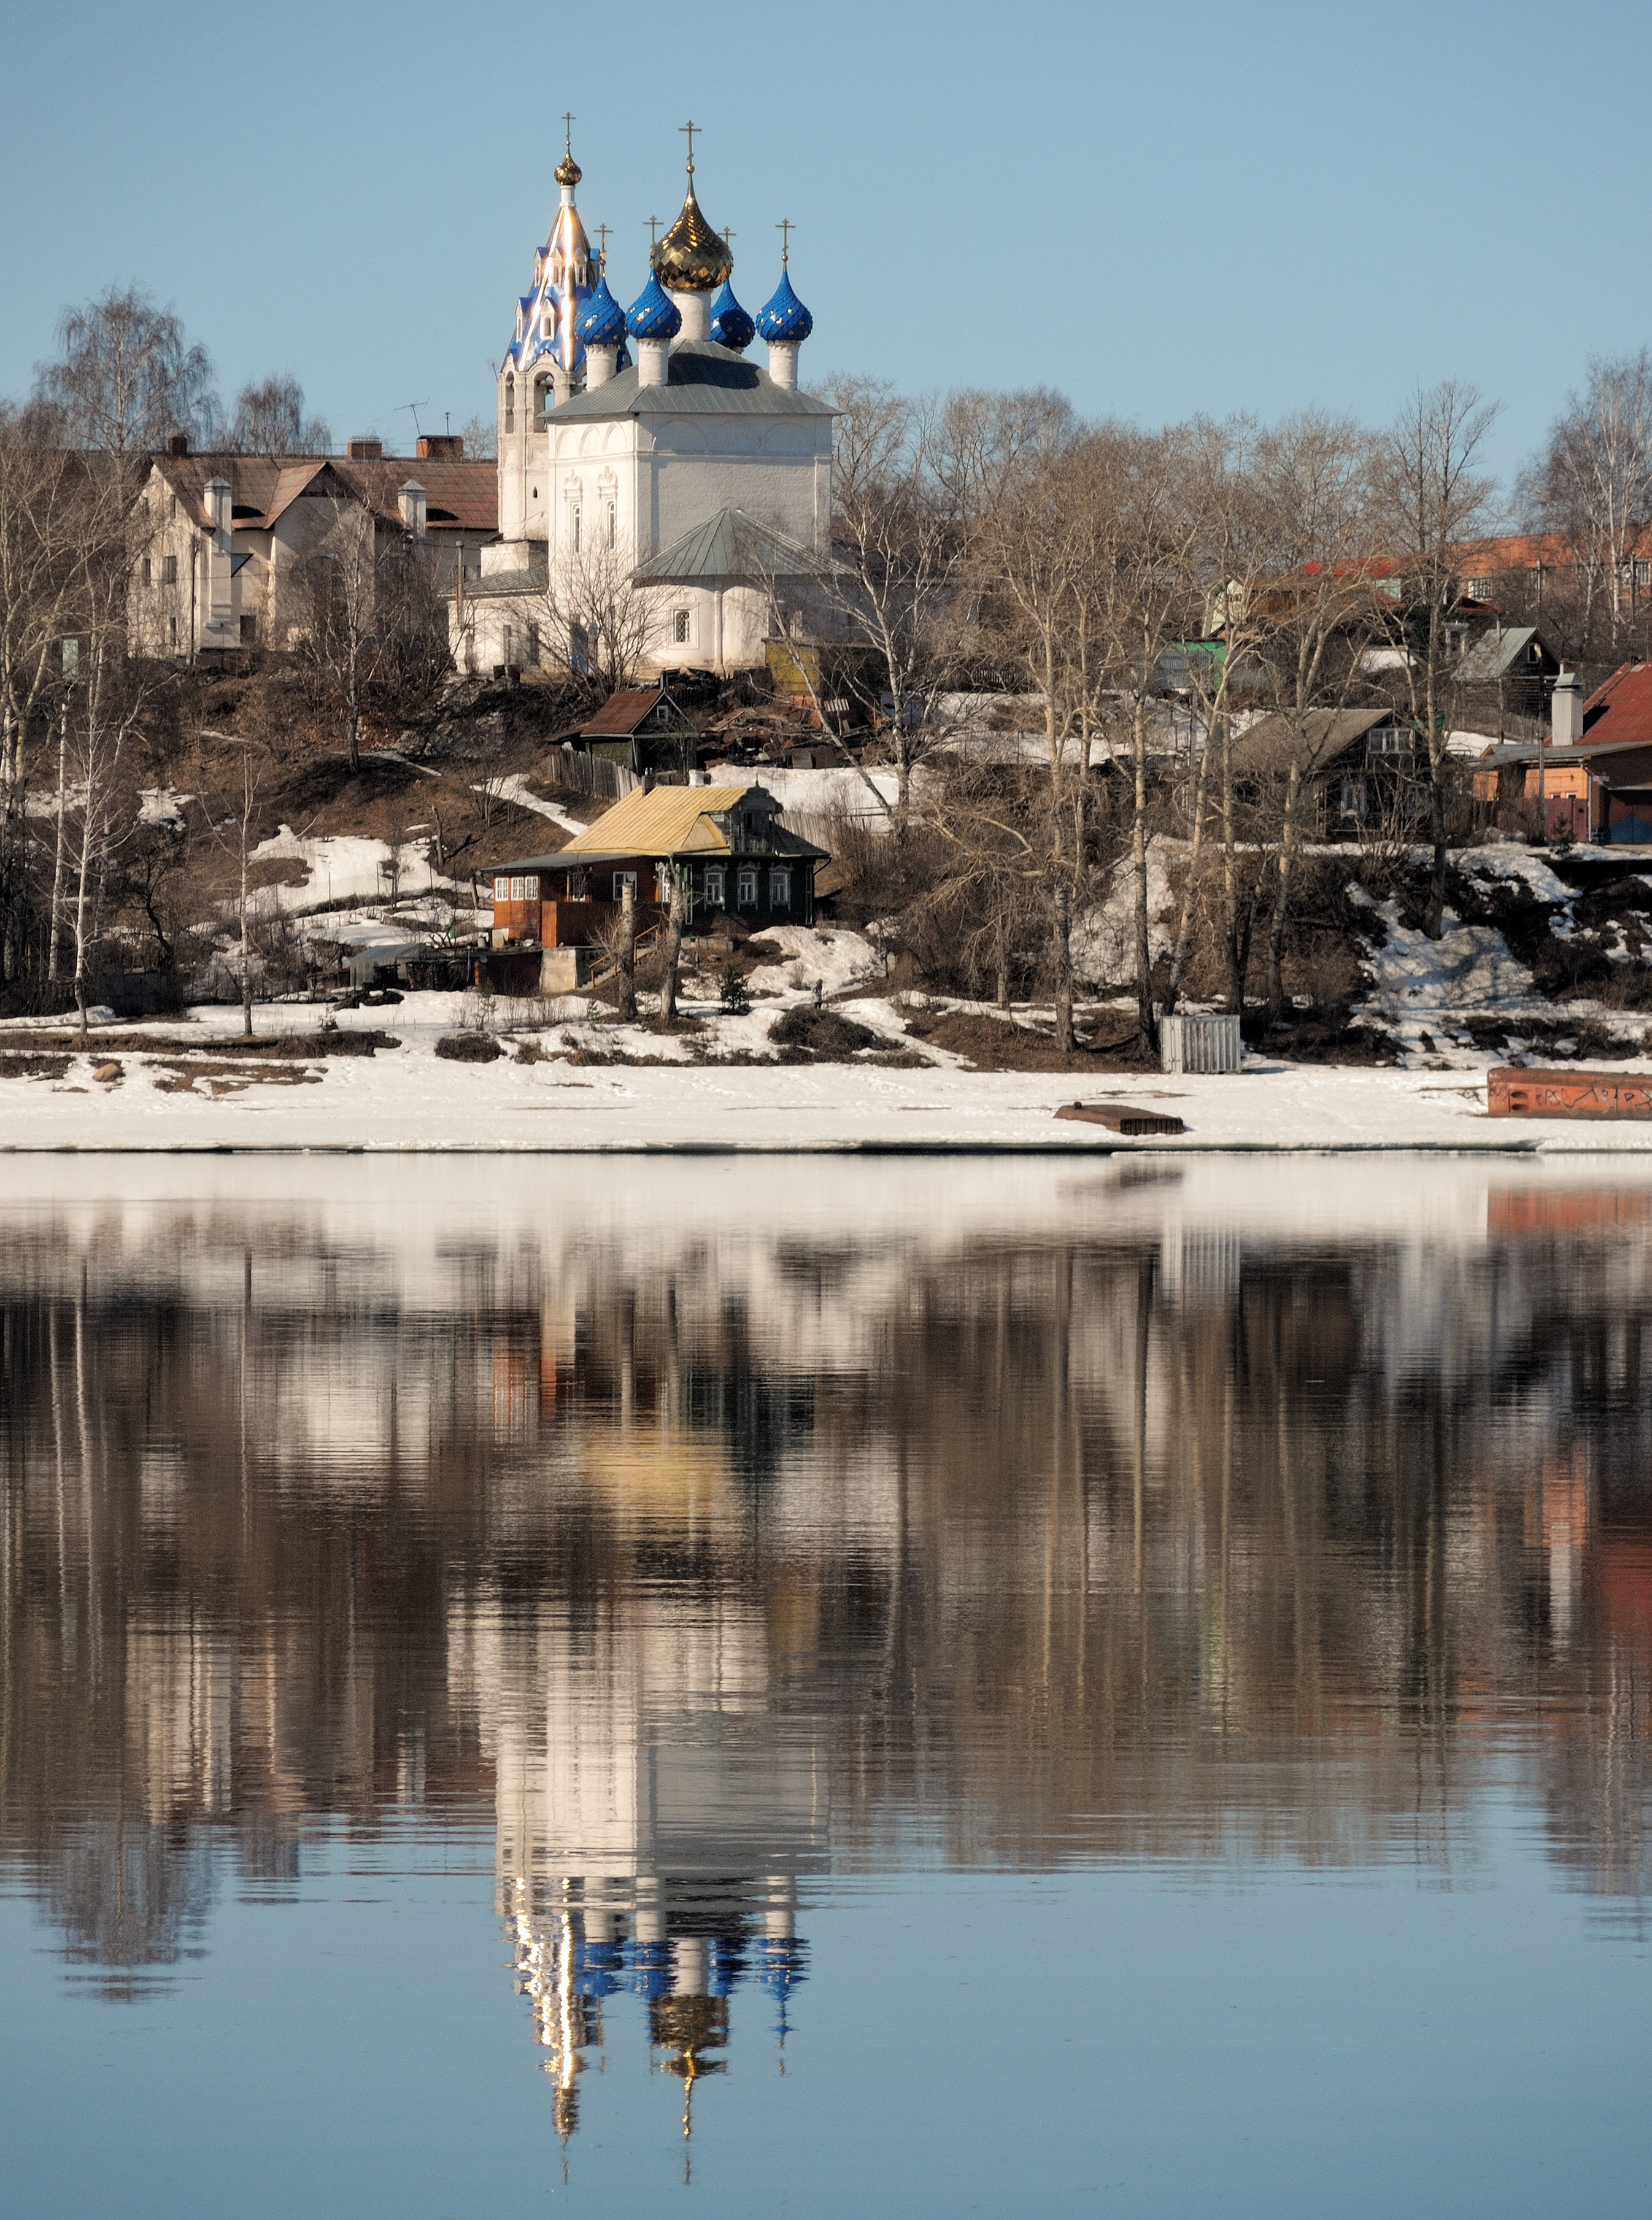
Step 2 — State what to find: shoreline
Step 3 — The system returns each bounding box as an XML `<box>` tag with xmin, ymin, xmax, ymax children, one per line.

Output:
<box><xmin>4</xmin><ymin>989</ymin><xmax>1652</xmax><ymax>1159</ymax></box>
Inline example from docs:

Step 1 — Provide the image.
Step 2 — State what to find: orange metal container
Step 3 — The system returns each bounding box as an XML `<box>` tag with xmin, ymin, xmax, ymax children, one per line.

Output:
<box><xmin>1487</xmin><ymin>1067</ymin><xmax>1652</xmax><ymax>1118</ymax></box>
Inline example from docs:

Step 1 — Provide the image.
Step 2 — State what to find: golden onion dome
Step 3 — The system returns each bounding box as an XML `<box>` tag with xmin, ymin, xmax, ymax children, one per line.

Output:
<box><xmin>652</xmin><ymin>182</ymin><xmax>731</xmax><ymax>293</ymax></box>
<box><xmin>555</xmin><ymin>150</ymin><xmax>582</xmax><ymax>187</ymax></box>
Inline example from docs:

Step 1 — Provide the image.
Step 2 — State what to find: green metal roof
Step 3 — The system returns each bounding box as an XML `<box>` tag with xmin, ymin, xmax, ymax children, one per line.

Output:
<box><xmin>633</xmin><ymin>506</ymin><xmax>823</xmax><ymax>584</ymax></box>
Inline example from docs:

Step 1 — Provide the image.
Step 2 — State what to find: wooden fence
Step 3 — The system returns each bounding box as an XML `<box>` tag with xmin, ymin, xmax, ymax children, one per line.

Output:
<box><xmin>552</xmin><ymin>746</ymin><xmax>641</xmax><ymax>802</ymax></box>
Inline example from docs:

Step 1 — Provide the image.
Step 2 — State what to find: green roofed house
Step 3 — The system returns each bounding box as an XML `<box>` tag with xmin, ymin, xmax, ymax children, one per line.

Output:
<box><xmin>483</xmin><ymin>779</ymin><xmax>830</xmax><ymax>993</ymax></box>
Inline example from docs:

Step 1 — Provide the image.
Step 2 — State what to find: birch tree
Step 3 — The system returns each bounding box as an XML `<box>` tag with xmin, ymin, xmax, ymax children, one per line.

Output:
<box><xmin>1378</xmin><ymin>382</ymin><xmax>1500</xmax><ymax>938</ymax></box>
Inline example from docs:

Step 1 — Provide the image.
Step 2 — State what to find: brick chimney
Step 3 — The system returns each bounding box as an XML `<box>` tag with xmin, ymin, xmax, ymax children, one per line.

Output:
<box><xmin>167</xmin><ymin>433</ymin><xmax>190</xmax><ymax>457</ymax></box>
<box><xmin>347</xmin><ymin>437</ymin><xmax>384</xmax><ymax>461</ymax></box>
<box><xmin>417</xmin><ymin>434</ymin><xmax>463</xmax><ymax>459</ymax></box>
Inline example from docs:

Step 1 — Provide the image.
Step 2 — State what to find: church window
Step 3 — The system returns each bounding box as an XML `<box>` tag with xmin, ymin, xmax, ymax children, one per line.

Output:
<box><xmin>141</xmin><ymin>558</ymin><xmax>151</xmax><ymax>585</ymax></box>
<box><xmin>605</xmin><ymin>501</ymin><xmax>617</xmax><ymax>547</ymax></box>
<box><xmin>504</xmin><ymin>375</ymin><xmax>514</xmax><ymax>434</ymax></box>
<box><xmin>673</xmin><ymin>608</ymin><xmax>691</xmax><ymax>644</ymax></box>
<box><xmin>163</xmin><ymin>554</ymin><xmax>177</xmax><ymax>584</ymax></box>
<box><xmin>503</xmin><ymin>623</ymin><xmax>514</xmax><ymax>664</ymax></box>
<box><xmin>527</xmin><ymin>622</ymin><xmax>540</xmax><ymax>663</ymax></box>
<box><xmin>571</xmin><ymin>505</ymin><xmax>582</xmax><ymax>553</ymax></box>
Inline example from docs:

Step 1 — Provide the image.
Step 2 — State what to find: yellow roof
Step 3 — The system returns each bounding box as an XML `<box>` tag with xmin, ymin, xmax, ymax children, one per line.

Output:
<box><xmin>557</xmin><ymin>783</ymin><xmax>754</xmax><ymax>858</ymax></box>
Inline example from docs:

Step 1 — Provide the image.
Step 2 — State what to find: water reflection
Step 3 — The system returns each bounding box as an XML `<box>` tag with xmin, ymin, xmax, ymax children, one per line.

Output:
<box><xmin>2</xmin><ymin>1158</ymin><xmax>1650</xmax><ymax>2150</ymax></box>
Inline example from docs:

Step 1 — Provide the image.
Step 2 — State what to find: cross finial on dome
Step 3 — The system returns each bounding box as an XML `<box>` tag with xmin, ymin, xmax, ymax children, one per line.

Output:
<box><xmin>680</xmin><ymin>118</ymin><xmax>699</xmax><ymax>174</ymax></box>
<box><xmin>776</xmin><ymin>217</ymin><xmax>794</xmax><ymax>267</ymax></box>
<box><xmin>554</xmin><ymin>114</ymin><xmax>581</xmax><ymax>187</ymax></box>
<box><xmin>596</xmin><ymin>222</ymin><xmax>611</xmax><ymax>266</ymax></box>
<box><xmin>647</xmin><ymin>214</ymin><xmax>662</xmax><ymax>247</ymax></box>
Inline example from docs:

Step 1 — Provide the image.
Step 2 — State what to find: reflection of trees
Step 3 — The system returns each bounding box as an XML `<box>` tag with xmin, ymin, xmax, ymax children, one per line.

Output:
<box><xmin>2</xmin><ymin>1189</ymin><xmax>1651</xmax><ymax>2002</ymax></box>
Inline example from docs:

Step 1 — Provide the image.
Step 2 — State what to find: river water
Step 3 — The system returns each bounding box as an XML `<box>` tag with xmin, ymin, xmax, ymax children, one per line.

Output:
<box><xmin>1</xmin><ymin>1155</ymin><xmax>1649</xmax><ymax>2218</ymax></box>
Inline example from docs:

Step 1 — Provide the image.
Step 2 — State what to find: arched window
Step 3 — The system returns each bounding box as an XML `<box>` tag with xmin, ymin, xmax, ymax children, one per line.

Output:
<box><xmin>606</xmin><ymin>501</ymin><xmax>617</xmax><ymax>548</ymax></box>
<box><xmin>571</xmin><ymin>505</ymin><xmax>582</xmax><ymax>553</ymax></box>
<box><xmin>504</xmin><ymin>374</ymin><xmax>515</xmax><ymax>435</ymax></box>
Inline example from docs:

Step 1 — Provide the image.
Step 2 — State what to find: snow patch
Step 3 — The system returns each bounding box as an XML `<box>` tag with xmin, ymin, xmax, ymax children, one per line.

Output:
<box><xmin>473</xmin><ymin>774</ymin><xmax>587</xmax><ymax>836</ymax></box>
<box><xmin>1358</xmin><ymin>899</ymin><xmax>1534</xmax><ymax>1018</ymax></box>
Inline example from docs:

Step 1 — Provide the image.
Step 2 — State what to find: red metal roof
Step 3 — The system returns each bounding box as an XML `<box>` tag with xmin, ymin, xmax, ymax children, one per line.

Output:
<box><xmin>1582</xmin><ymin>661</ymin><xmax>1652</xmax><ymax>746</ymax></box>
<box><xmin>580</xmin><ymin>687</ymin><xmax>665</xmax><ymax>737</ymax></box>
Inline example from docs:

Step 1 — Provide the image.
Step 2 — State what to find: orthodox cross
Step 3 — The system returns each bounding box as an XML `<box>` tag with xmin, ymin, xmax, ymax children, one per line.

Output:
<box><xmin>562</xmin><ymin>111</ymin><xmax>575</xmax><ymax>155</ymax></box>
<box><xmin>595</xmin><ymin>222</ymin><xmax>611</xmax><ymax>268</ymax></box>
<box><xmin>646</xmin><ymin>215</ymin><xmax>662</xmax><ymax>247</ymax></box>
<box><xmin>680</xmin><ymin>118</ymin><xmax>699</xmax><ymax>172</ymax></box>
<box><xmin>776</xmin><ymin>217</ymin><xmax>795</xmax><ymax>265</ymax></box>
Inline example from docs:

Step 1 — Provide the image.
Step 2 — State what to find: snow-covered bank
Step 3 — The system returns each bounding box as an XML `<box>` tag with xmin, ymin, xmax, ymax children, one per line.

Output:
<box><xmin>1</xmin><ymin>992</ymin><xmax>1650</xmax><ymax>1154</ymax></box>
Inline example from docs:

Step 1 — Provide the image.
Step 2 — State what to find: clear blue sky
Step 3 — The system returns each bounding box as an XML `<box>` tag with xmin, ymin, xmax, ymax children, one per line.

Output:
<box><xmin>2</xmin><ymin>0</ymin><xmax>1646</xmax><ymax>490</ymax></box>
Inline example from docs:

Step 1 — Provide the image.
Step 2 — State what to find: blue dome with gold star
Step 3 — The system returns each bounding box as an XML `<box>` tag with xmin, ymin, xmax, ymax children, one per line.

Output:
<box><xmin>755</xmin><ymin>268</ymin><xmax>812</xmax><ymax>344</ymax></box>
<box><xmin>708</xmin><ymin>280</ymin><xmax>755</xmax><ymax>353</ymax></box>
<box><xmin>625</xmin><ymin>271</ymin><xmax>682</xmax><ymax>341</ymax></box>
<box><xmin>576</xmin><ymin>270</ymin><xmax>626</xmax><ymax>348</ymax></box>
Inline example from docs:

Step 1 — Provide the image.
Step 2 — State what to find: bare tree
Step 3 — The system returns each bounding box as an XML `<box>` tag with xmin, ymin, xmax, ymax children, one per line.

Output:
<box><xmin>1249</xmin><ymin>414</ymin><xmax>1383</xmax><ymax>1013</ymax></box>
<box><xmin>816</xmin><ymin>376</ymin><xmax>968</xmax><ymax>811</ymax></box>
<box><xmin>198</xmin><ymin>739</ymin><xmax>268</xmax><ymax>1039</ymax></box>
<box><xmin>1518</xmin><ymin>350</ymin><xmax>1652</xmax><ymax>652</ymax></box>
<box><xmin>33</xmin><ymin>284</ymin><xmax>220</xmax><ymax>457</ymax></box>
<box><xmin>485</xmin><ymin>537</ymin><xmax>655</xmax><ymax>695</ymax></box>
<box><xmin>295</xmin><ymin>514</ymin><xmax>447</xmax><ymax>772</ymax></box>
<box><xmin>229</xmin><ymin>375</ymin><xmax>331</xmax><ymax>457</ymax></box>
<box><xmin>1378</xmin><ymin>381</ymin><xmax>1500</xmax><ymax>938</ymax></box>
<box><xmin>457</xmin><ymin>412</ymin><xmax>497</xmax><ymax>461</ymax></box>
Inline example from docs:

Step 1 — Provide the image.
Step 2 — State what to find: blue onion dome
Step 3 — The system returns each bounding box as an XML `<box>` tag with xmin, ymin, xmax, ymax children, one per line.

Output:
<box><xmin>576</xmin><ymin>270</ymin><xmax>626</xmax><ymax>348</ymax></box>
<box><xmin>625</xmin><ymin>269</ymin><xmax>682</xmax><ymax>341</ymax></box>
<box><xmin>708</xmin><ymin>280</ymin><xmax>755</xmax><ymax>353</ymax></box>
<box><xmin>755</xmin><ymin>268</ymin><xmax>812</xmax><ymax>344</ymax></box>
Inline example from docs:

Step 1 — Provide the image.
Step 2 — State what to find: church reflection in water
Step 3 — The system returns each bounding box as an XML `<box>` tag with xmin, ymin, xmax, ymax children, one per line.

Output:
<box><xmin>460</xmin><ymin>1575</ymin><xmax>818</xmax><ymax>2141</ymax></box>
<box><xmin>4</xmin><ymin>1160</ymin><xmax>1652</xmax><ymax>2149</ymax></box>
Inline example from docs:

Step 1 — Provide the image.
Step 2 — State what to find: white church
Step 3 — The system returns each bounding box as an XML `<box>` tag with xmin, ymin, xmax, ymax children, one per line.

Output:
<box><xmin>457</xmin><ymin>130</ymin><xmax>834</xmax><ymax>678</ymax></box>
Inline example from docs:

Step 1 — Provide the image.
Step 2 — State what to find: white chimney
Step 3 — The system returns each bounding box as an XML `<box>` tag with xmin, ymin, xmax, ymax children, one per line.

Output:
<box><xmin>399</xmin><ymin>479</ymin><xmax>427</xmax><ymax>538</ymax></box>
<box><xmin>766</xmin><ymin>340</ymin><xmax>800</xmax><ymax>391</ymax></box>
<box><xmin>636</xmin><ymin>337</ymin><xmax>671</xmax><ymax>390</ymax></box>
<box><xmin>1551</xmin><ymin>668</ymin><xmax>1584</xmax><ymax>746</ymax></box>
<box><xmin>201</xmin><ymin>476</ymin><xmax>236</xmax><ymax>652</ymax></box>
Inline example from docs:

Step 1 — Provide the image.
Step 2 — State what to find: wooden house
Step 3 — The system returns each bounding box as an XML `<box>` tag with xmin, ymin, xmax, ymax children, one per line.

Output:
<box><xmin>484</xmin><ymin>780</ymin><xmax>830</xmax><ymax>992</ymax></box>
<box><xmin>1470</xmin><ymin>661</ymin><xmax>1652</xmax><ymax>842</ymax></box>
